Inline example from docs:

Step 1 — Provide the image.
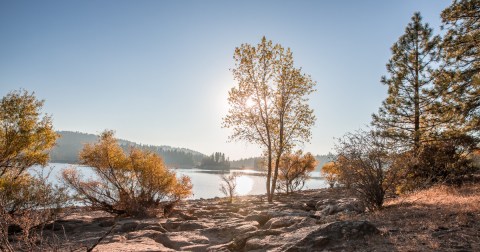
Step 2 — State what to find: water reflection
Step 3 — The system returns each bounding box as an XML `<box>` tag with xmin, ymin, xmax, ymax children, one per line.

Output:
<box><xmin>234</xmin><ymin>176</ymin><xmax>254</xmax><ymax>195</ymax></box>
<box><xmin>35</xmin><ymin>164</ymin><xmax>327</xmax><ymax>200</ymax></box>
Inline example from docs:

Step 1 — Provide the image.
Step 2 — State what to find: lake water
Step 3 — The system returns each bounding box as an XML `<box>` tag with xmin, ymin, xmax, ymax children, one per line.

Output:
<box><xmin>38</xmin><ymin>163</ymin><xmax>327</xmax><ymax>200</ymax></box>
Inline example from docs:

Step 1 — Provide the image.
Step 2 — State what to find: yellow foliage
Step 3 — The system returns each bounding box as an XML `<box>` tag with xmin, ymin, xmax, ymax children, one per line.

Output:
<box><xmin>0</xmin><ymin>90</ymin><xmax>67</xmax><ymax>250</ymax></box>
<box><xmin>0</xmin><ymin>89</ymin><xmax>57</xmax><ymax>180</ymax></box>
<box><xmin>223</xmin><ymin>37</ymin><xmax>316</xmax><ymax>202</ymax></box>
<box><xmin>278</xmin><ymin>151</ymin><xmax>317</xmax><ymax>194</ymax></box>
<box><xmin>63</xmin><ymin>130</ymin><xmax>192</xmax><ymax>217</ymax></box>
<box><xmin>320</xmin><ymin>161</ymin><xmax>340</xmax><ymax>188</ymax></box>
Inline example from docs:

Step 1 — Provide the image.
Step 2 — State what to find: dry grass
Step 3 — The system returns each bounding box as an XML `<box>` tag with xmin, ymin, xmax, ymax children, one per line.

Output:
<box><xmin>358</xmin><ymin>183</ymin><xmax>480</xmax><ymax>251</ymax></box>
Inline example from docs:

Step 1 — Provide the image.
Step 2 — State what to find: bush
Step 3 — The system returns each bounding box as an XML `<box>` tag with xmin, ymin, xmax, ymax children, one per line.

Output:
<box><xmin>219</xmin><ymin>173</ymin><xmax>238</xmax><ymax>203</ymax></box>
<box><xmin>335</xmin><ymin>130</ymin><xmax>401</xmax><ymax>211</ymax></box>
<box><xmin>62</xmin><ymin>130</ymin><xmax>192</xmax><ymax>217</ymax></box>
<box><xmin>320</xmin><ymin>162</ymin><xmax>340</xmax><ymax>188</ymax></box>
<box><xmin>0</xmin><ymin>172</ymin><xmax>68</xmax><ymax>251</ymax></box>
<box><xmin>399</xmin><ymin>136</ymin><xmax>478</xmax><ymax>192</ymax></box>
<box><xmin>277</xmin><ymin>151</ymin><xmax>317</xmax><ymax>194</ymax></box>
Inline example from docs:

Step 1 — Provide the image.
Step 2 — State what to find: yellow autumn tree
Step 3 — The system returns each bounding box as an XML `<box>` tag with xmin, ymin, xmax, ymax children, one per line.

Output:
<box><xmin>0</xmin><ymin>89</ymin><xmax>57</xmax><ymax>180</ymax></box>
<box><xmin>277</xmin><ymin>151</ymin><xmax>317</xmax><ymax>194</ymax></box>
<box><xmin>321</xmin><ymin>161</ymin><xmax>340</xmax><ymax>188</ymax></box>
<box><xmin>62</xmin><ymin>130</ymin><xmax>192</xmax><ymax>217</ymax></box>
<box><xmin>0</xmin><ymin>90</ymin><xmax>65</xmax><ymax>251</ymax></box>
<box><xmin>223</xmin><ymin>37</ymin><xmax>316</xmax><ymax>202</ymax></box>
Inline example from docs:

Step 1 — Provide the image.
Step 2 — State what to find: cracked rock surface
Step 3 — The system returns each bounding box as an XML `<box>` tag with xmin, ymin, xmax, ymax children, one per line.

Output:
<box><xmin>30</xmin><ymin>189</ymin><xmax>383</xmax><ymax>251</ymax></box>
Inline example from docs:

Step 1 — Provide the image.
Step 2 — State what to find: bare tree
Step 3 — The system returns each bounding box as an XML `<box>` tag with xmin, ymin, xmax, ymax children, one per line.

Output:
<box><xmin>219</xmin><ymin>173</ymin><xmax>238</xmax><ymax>203</ymax></box>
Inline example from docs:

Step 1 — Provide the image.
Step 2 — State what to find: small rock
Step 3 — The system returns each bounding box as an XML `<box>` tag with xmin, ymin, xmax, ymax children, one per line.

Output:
<box><xmin>263</xmin><ymin>216</ymin><xmax>306</xmax><ymax>229</ymax></box>
<box><xmin>313</xmin><ymin>236</ymin><xmax>330</xmax><ymax>247</ymax></box>
<box><xmin>118</xmin><ymin>221</ymin><xmax>139</xmax><ymax>233</ymax></box>
<box><xmin>137</xmin><ymin>223</ymin><xmax>168</xmax><ymax>233</ymax></box>
<box><xmin>244</xmin><ymin>212</ymin><xmax>271</xmax><ymax>226</ymax></box>
<box><xmin>99</xmin><ymin>219</ymin><xmax>115</xmax><ymax>227</ymax></box>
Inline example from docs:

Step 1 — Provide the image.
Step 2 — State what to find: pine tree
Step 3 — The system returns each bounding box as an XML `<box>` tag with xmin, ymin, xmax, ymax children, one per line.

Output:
<box><xmin>435</xmin><ymin>0</ymin><xmax>480</xmax><ymax>139</ymax></box>
<box><xmin>372</xmin><ymin>12</ymin><xmax>441</xmax><ymax>152</ymax></box>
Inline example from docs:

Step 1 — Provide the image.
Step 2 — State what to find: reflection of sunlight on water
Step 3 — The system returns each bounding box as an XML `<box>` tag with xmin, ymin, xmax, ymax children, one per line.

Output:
<box><xmin>235</xmin><ymin>176</ymin><xmax>254</xmax><ymax>196</ymax></box>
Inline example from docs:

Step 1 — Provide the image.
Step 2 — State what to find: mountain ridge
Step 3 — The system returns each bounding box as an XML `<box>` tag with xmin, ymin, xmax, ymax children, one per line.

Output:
<box><xmin>49</xmin><ymin>131</ymin><xmax>206</xmax><ymax>168</ymax></box>
<box><xmin>49</xmin><ymin>131</ymin><xmax>333</xmax><ymax>170</ymax></box>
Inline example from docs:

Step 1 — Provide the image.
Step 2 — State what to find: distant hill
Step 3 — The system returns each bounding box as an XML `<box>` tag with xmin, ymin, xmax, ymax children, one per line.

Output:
<box><xmin>49</xmin><ymin>131</ymin><xmax>206</xmax><ymax>168</ymax></box>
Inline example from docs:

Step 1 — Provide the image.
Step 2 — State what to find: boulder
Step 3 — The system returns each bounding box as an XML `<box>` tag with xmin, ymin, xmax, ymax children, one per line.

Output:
<box><xmin>153</xmin><ymin>231</ymin><xmax>210</xmax><ymax>250</ymax></box>
<box><xmin>93</xmin><ymin>236</ymin><xmax>174</xmax><ymax>252</ymax></box>
<box><xmin>163</xmin><ymin>221</ymin><xmax>213</xmax><ymax>232</ymax></box>
<box><xmin>315</xmin><ymin>199</ymin><xmax>336</xmax><ymax>210</ymax></box>
<box><xmin>98</xmin><ymin>219</ymin><xmax>115</xmax><ymax>227</ymax></box>
<box><xmin>244</xmin><ymin>212</ymin><xmax>272</xmax><ymax>226</ymax></box>
<box><xmin>315</xmin><ymin>198</ymin><xmax>365</xmax><ymax>216</ymax></box>
<box><xmin>263</xmin><ymin>216</ymin><xmax>306</xmax><ymax>229</ymax></box>
<box><xmin>283</xmin><ymin>220</ymin><xmax>379</xmax><ymax>251</ymax></box>
<box><xmin>234</xmin><ymin>223</ymin><xmax>258</xmax><ymax>233</ymax></box>
<box><xmin>229</xmin><ymin>229</ymin><xmax>284</xmax><ymax>251</ymax></box>
<box><xmin>125</xmin><ymin>230</ymin><xmax>163</xmax><ymax>240</ymax></box>
<box><xmin>229</xmin><ymin>220</ymin><xmax>379</xmax><ymax>251</ymax></box>
<box><xmin>43</xmin><ymin>220</ymin><xmax>81</xmax><ymax>233</ymax></box>
<box><xmin>137</xmin><ymin>223</ymin><xmax>168</xmax><ymax>233</ymax></box>
<box><xmin>117</xmin><ymin>221</ymin><xmax>139</xmax><ymax>233</ymax></box>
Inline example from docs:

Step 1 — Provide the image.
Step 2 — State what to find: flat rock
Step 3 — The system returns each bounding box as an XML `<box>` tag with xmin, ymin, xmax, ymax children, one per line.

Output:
<box><xmin>244</xmin><ymin>211</ymin><xmax>272</xmax><ymax>225</ymax></box>
<box><xmin>263</xmin><ymin>216</ymin><xmax>307</xmax><ymax>229</ymax></box>
<box><xmin>93</xmin><ymin>236</ymin><xmax>174</xmax><ymax>252</ymax></box>
<box><xmin>169</xmin><ymin>221</ymin><xmax>214</xmax><ymax>231</ymax></box>
<box><xmin>153</xmin><ymin>231</ymin><xmax>210</xmax><ymax>250</ymax></box>
<box><xmin>117</xmin><ymin>221</ymin><xmax>139</xmax><ymax>233</ymax></box>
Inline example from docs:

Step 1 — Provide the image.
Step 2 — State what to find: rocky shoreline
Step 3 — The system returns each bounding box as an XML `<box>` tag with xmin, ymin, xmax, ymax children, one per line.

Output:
<box><xmin>15</xmin><ymin>185</ymin><xmax>480</xmax><ymax>251</ymax></box>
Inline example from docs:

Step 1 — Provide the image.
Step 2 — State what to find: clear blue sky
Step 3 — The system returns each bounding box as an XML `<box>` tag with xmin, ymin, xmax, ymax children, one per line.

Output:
<box><xmin>0</xmin><ymin>0</ymin><xmax>451</xmax><ymax>159</ymax></box>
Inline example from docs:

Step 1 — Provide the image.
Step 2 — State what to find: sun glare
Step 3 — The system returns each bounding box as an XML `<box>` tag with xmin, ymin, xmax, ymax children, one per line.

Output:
<box><xmin>235</xmin><ymin>176</ymin><xmax>254</xmax><ymax>196</ymax></box>
<box><xmin>245</xmin><ymin>97</ymin><xmax>256</xmax><ymax>108</ymax></box>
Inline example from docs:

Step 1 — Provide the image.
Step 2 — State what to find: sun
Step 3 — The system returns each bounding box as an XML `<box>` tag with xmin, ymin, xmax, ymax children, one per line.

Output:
<box><xmin>245</xmin><ymin>97</ymin><xmax>256</xmax><ymax>108</ymax></box>
<box><xmin>235</xmin><ymin>176</ymin><xmax>254</xmax><ymax>196</ymax></box>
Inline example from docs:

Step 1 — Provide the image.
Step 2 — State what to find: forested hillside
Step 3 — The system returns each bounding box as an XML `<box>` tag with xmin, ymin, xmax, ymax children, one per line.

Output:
<box><xmin>49</xmin><ymin>131</ymin><xmax>206</xmax><ymax>168</ymax></box>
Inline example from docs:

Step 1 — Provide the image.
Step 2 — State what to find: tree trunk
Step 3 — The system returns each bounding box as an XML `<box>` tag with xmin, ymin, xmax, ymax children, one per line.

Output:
<box><xmin>270</xmin><ymin>156</ymin><xmax>281</xmax><ymax>202</ymax></box>
<box><xmin>414</xmin><ymin>33</ymin><xmax>420</xmax><ymax>154</ymax></box>
<box><xmin>270</xmin><ymin>107</ymin><xmax>285</xmax><ymax>202</ymax></box>
<box><xmin>266</xmin><ymin>148</ymin><xmax>272</xmax><ymax>201</ymax></box>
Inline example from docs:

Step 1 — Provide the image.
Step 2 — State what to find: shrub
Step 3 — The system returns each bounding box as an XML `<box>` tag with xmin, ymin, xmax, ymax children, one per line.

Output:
<box><xmin>0</xmin><ymin>172</ymin><xmax>68</xmax><ymax>251</ymax></box>
<box><xmin>399</xmin><ymin>135</ymin><xmax>478</xmax><ymax>192</ymax></box>
<box><xmin>219</xmin><ymin>173</ymin><xmax>238</xmax><ymax>203</ymax></box>
<box><xmin>335</xmin><ymin>130</ymin><xmax>401</xmax><ymax>211</ymax></box>
<box><xmin>62</xmin><ymin>130</ymin><xmax>192</xmax><ymax>217</ymax></box>
<box><xmin>321</xmin><ymin>162</ymin><xmax>340</xmax><ymax>188</ymax></box>
<box><xmin>277</xmin><ymin>151</ymin><xmax>317</xmax><ymax>194</ymax></box>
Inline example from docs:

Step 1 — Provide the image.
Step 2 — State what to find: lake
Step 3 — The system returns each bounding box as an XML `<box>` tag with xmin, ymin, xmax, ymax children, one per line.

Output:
<box><xmin>38</xmin><ymin>163</ymin><xmax>327</xmax><ymax>200</ymax></box>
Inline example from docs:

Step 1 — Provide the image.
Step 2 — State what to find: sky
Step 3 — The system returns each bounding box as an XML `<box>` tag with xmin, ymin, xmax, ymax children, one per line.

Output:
<box><xmin>0</xmin><ymin>0</ymin><xmax>452</xmax><ymax>160</ymax></box>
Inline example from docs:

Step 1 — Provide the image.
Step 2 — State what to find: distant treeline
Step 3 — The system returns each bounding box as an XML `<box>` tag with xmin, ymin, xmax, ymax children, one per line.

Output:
<box><xmin>229</xmin><ymin>154</ymin><xmax>333</xmax><ymax>171</ymax></box>
<box><xmin>50</xmin><ymin>131</ymin><xmax>335</xmax><ymax>170</ymax></box>
<box><xmin>198</xmin><ymin>152</ymin><xmax>231</xmax><ymax>170</ymax></box>
<box><xmin>49</xmin><ymin>131</ymin><xmax>206</xmax><ymax>168</ymax></box>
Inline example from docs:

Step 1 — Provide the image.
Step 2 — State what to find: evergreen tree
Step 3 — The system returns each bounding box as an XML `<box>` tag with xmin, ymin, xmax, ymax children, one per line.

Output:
<box><xmin>372</xmin><ymin>12</ymin><xmax>441</xmax><ymax>152</ymax></box>
<box><xmin>435</xmin><ymin>0</ymin><xmax>480</xmax><ymax>139</ymax></box>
